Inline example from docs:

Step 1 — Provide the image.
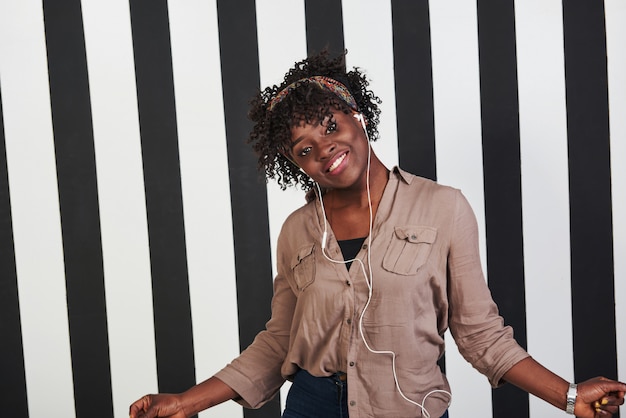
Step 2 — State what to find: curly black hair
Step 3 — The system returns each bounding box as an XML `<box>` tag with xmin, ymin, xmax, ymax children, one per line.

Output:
<box><xmin>248</xmin><ymin>50</ymin><xmax>382</xmax><ymax>191</ymax></box>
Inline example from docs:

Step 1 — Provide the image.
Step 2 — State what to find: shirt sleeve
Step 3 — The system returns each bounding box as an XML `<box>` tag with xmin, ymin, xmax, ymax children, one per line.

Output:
<box><xmin>214</xmin><ymin>235</ymin><xmax>297</xmax><ymax>408</ymax></box>
<box><xmin>446</xmin><ymin>190</ymin><xmax>529</xmax><ymax>387</ymax></box>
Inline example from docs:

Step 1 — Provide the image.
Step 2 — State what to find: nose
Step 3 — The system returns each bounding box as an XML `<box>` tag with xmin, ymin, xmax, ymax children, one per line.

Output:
<box><xmin>317</xmin><ymin>138</ymin><xmax>336</xmax><ymax>160</ymax></box>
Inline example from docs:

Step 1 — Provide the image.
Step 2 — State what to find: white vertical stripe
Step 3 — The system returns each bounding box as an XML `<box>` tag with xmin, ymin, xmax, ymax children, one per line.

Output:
<box><xmin>0</xmin><ymin>1</ymin><xmax>75</xmax><ymax>416</ymax></box>
<box><xmin>80</xmin><ymin>1</ymin><xmax>158</xmax><ymax>416</ymax></box>
<box><xmin>606</xmin><ymin>0</ymin><xmax>626</xmax><ymax>384</ymax></box>
<box><xmin>168</xmin><ymin>1</ymin><xmax>242</xmax><ymax>417</ymax></box>
<box><xmin>515</xmin><ymin>2</ymin><xmax>573</xmax><ymax>417</ymax></box>
<box><xmin>256</xmin><ymin>0</ymin><xmax>308</xmax><ymax>411</ymax></box>
<box><xmin>430</xmin><ymin>2</ymin><xmax>492</xmax><ymax>416</ymax></box>
<box><xmin>342</xmin><ymin>0</ymin><xmax>399</xmax><ymax>168</ymax></box>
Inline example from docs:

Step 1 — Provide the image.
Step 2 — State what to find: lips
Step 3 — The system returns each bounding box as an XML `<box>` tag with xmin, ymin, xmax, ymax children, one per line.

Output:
<box><xmin>326</xmin><ymin>151</ymin><xmax>347</xmax><ymax>173</ymax></box>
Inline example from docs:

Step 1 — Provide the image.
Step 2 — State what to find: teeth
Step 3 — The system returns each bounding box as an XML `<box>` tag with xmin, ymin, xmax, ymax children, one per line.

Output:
<box><xmin>328</xmin><ymin>153</ymin><xmax>346</xmax><ymax>172</ymax></box>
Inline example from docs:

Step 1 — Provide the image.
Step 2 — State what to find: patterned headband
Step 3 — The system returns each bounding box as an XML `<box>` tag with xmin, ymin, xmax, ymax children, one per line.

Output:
<box><xmin>267</xmin><ymin>76</ymin><xmax>358</xmax><ymax>112</ymax></box>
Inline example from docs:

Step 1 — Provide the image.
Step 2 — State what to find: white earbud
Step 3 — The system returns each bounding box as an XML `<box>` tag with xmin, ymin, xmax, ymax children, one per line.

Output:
<box><xmin>354</xmin><ymin>113</ymin><xmax>369</xmax><ymax>141</ymax></box>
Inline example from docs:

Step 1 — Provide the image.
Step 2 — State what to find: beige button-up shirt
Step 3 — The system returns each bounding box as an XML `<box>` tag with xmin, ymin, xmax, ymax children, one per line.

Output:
<box><xmin>215</xmin><ymin>167</ymin><xmax>529</xmax><ymax>417</ymax></box>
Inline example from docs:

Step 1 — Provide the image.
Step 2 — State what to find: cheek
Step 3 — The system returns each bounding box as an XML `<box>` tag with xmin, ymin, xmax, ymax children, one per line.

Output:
<box><xmin>299</xmin><ymin>163</ymin><xmax>318</xmax><ymax>178</ymax></box>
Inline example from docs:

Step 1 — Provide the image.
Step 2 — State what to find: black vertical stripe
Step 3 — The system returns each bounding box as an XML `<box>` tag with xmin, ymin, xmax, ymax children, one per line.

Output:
<box><xmin>128</xmin><ymin>0</ymin><xmax>196</xmax><ymax>396</ymax></box>
<box><xmin>216</xmin><ymin>1</ymin><xmax>281</xmax><ymax>417</ymax></box>
<box><xmin>476</xmin><ymin>1</ymin><xmax>528</xmax><ymax>417</ymax></box>
<box><xmin>391</xmin><ymin>0</ymin><xmax>437</xmax><ymax>181</ymax></box>
<box><xmin>42</xmin><ymin>1</ymin><xmax>113</xmax><ymax>416</ymax></box>
<box><xmin>0</xmin><ymin>88</ymin><xmax>29</xmax><ymax>417</ymax></box>
<box><xmin>562</xmin><ymin>0</ymin><xmax>619</xmax><ymax>398</ymax></box>
<box><xmin>304</xmin><ymin>0</ymin><xmax>345</xmax><ymax>57</ymax></box>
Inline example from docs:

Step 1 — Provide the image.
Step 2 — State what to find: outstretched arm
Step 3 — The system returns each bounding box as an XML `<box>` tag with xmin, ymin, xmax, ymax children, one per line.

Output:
<box><xmin>503</xmin><ymin>357</ymin><xmax>626</xmax><ymax>417</ymax></box>
<box><xmin>129</xmin><ymin>376</ymin><xmax>238</xmax><ymax>418</ymax></box>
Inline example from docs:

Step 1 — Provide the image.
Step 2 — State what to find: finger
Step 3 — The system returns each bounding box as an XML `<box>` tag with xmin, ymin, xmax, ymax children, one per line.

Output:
<box><xmin>594</xmin><ymin>397</ymin><xmax>622</xmax><ymax>416</ymax></box>
<box><xmin>600</xmin><ymin>380</ymin><xmax>626</xmax><ymax>394</ymax></box>
<box><xmin>612</xmin><ymin>390</ymin><xmax>626</xmax><ymax>404</ymax></box>
<box><xmin>597</xmin><ymin>407</ymin><xmax>619</xmax><ymax>416</ymax></box>
<box><xmin>594</xmin><ymin>405</ymin><xmax>614</xmax><ymax>417</ymax></box>
<box><xmin>129</xmin><ymin>400</ymin><xmax>142</xmax><ymax>417</ymax></box>
<box><xmin>129</xmin><ymin>395</ymin><xmax>152</xmax><ymax>418</ymax></box>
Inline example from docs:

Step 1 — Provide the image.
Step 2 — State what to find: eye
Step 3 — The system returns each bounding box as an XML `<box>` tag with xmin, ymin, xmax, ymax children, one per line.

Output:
<box><xmin>298</xmin><ymin>146</ymin><xmax>312</xmax><ymax>157</ymax></box>
<box><xmin>325</xmin><ymin>121</ymin><xmax>337</xmax><ymax>135</ymax></box>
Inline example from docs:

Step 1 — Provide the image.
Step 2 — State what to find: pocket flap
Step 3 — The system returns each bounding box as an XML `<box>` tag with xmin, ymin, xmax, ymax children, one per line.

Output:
<box><xmin>393</xmin><ymin>226</ymin><xmax>437</xmax><ymax>244</ymax></box>
<box><xmin>291</xmin><ymin>243</ymin><xmax>315</xmax><ymax>269</ymax></box>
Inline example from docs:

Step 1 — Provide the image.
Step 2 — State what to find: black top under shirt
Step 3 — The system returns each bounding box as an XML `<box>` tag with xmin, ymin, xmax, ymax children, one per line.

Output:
<box><xmin>337</xmin><ymin>237</ymin><xmax>366</xmax><ymax>270</ymax></box>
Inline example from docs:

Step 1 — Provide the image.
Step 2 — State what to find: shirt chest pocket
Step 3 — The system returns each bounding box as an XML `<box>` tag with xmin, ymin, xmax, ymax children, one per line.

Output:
<box><xmin>291</xmin><ymin>243</ymin><xmax>316</xmax><ymax>291</ymax></box>
<box><xmin>382</xmin><ymin>226</ymin><xmax>437</xmax><ymax>275</ymax></box>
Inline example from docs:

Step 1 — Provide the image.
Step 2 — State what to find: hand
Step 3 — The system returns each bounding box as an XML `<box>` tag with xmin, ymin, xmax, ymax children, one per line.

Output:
<box><xmin>574</xmin><ymin>377</ymin><xmax>626</xmax><ymax>417</ymax></box>
<box><xmin>129</xmin><ymin>393</ymin><xmax>188</xmax><ymax>418</ymax></box>
<box><xmin>129</xmin><ymin>376</ymin><xmax>239</xmax><ymax>418</ymax></box>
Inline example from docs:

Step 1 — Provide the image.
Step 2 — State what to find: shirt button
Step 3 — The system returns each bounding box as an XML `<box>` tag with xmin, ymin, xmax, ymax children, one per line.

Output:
<box><xmin>350</xmin><ymin>401</ymin><xmax>356</xmax><ymax>406</ymax></box>
<box><xmin>347</xmin><ymin>318</ymin><xmax>352</xmax><ymax>325</ymax></box>
<box><xmin>349</xmin><ymin>361</ymin><xmax>355</xmax><ymax>367</ymax></box>
<box><xmin>362</xmin><ymin>243</ymin><xmax>368</xmax><ymax>249</ymax></box>
<box><xmin>346</xmin><ymin>280</ymin><xmax>351</xmax><ymax>286</ymax></box>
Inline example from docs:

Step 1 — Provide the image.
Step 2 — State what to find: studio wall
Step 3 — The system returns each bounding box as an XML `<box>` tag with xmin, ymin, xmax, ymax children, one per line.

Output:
<box><xmin>0</xmin><ymin>1</ymin><xmax>624</xmax><ymax>417</ymax></box>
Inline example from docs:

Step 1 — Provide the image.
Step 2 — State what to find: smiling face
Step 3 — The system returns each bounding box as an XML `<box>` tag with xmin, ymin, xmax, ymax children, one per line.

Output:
<box><xmin>289</xmin><ymin>109</ymin><xmax>370</xmax><ymax>191</ymax></box>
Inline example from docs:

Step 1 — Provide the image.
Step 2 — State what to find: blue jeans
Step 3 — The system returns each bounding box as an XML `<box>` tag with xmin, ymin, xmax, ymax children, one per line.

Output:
<box><xmin>282</xmin><ymin>369</ymin><xmax>449</xmax><ymax>418</ymax></box>
<box><xmin>283</xmin><ymin>369</ymin><xmax>349</xmax><ymax>418</ymax></box>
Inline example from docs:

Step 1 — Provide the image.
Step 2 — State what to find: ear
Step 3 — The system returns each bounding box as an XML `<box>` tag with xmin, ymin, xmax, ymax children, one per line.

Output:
<box><xmin>352</xmin><ymin>112</ymin><xmax>369</xmax><ymax>137</ymax></box>
<box><xmin>352</xmin><ymin>111</ymin><xmax>369</xmax><ymax>126</ymax></box>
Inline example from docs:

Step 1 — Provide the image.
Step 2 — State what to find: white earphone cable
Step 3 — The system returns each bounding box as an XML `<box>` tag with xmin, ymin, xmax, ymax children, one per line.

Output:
<box><xmin>315</xmin><ymin>114</ymin><xmax>451</xmax><ymax>417</ymax></box>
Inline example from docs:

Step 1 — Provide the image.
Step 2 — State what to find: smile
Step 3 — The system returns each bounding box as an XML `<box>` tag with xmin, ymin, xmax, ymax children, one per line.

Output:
<box><xmin>327</xmin><ymin>153</ymin><xmax>347</xmax><ymax>172</ymax></box>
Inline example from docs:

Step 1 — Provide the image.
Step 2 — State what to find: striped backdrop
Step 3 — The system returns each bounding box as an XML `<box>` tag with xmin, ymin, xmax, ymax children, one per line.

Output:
<box><xmin>0</xmin><ymin>1</ymin><xmax>624</xmax><ymax>417</ymax></box>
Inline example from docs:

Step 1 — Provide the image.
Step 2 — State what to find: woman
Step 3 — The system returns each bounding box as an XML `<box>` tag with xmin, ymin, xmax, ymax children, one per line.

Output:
<box><xmin>130</xmin><ymin>51</ymin><xmax>625</xmax><ymax>418</ymax></box>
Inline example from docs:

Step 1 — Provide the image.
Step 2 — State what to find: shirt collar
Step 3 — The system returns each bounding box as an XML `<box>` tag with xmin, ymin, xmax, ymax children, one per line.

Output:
<box><xmin>391</xmin><ymin>166</ymin><xmax>414</xmax><ymax>185</ymax></box>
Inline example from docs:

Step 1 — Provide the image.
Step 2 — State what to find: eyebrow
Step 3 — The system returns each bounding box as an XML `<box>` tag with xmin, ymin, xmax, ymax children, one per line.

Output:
<box><xmin>291</xmin><ymin>136</ymin><xmax>305</xmax><ymax>149</ymax></box>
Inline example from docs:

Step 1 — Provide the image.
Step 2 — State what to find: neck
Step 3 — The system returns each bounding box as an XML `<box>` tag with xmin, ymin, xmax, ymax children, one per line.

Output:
<box><xmin>321</xmin><ymin>157</ymin><xmax>389</xmax><ymax>241</ymax></box>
